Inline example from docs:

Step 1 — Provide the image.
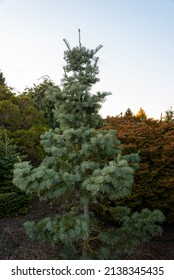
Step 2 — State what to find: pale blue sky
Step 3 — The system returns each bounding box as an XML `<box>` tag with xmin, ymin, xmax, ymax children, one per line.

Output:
<box><xmin>0</xmin><ymin>0</ymin><xmax>174</xmax><ymax>119</ymax></box>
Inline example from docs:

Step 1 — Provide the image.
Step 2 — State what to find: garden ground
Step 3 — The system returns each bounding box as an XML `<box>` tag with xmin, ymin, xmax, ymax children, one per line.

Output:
<box><xmin>0</xmin><ymin>200</ymin><xmax>174</xmax><ymax>260</ymax></box>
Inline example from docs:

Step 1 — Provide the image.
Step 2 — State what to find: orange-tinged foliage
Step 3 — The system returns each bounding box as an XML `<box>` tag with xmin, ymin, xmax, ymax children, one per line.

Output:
<box><xmin>136</xmin><ymin>107</ymin><xmax>147</xmax><ymax>119</ymax></box>
<box><xmin>103</xmin><ymin>116</ymin><xmax>174</xmax><ymax>223</ymax></box>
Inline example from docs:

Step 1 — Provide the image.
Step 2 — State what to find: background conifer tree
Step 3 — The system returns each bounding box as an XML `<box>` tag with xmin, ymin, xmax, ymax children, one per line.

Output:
<box><xmin>13</xmin><ymin>31</ymin><xmax>164</xmax><ymax>259</ymax></box>
<box><xmin>124</xmin><ymin>108</ymin><xmax>134</xmax><ymax>117</ymax></box>
<box><xmin>0</xmin><ymin>70</ymin><xmax>6</xmax><ymax>86</ymax></box>
<box><xmin>0</xmin><ymin>71</ymin><xmax>15</xmax><ymax>101</ymax></box>
<box><xmin>163</xmin><ymin>106</ymin><xmax>174</xmax><ymax>122</ymax></box>
<box><xmin>0</xmin><ymin>132</ymin><xmax>31</xmax><ymax>217</ymax></box>
<box><xmin>136</xmin><ymin>107</ymin><xmax>147</xmax><ymax>120</ymax></box>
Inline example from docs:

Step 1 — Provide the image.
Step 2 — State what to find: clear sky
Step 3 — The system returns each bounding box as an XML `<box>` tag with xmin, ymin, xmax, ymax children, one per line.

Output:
<box><xmin>0</xmin><ymin>0</ymin><xmax>174</xmax><ymax>119</ymax></box>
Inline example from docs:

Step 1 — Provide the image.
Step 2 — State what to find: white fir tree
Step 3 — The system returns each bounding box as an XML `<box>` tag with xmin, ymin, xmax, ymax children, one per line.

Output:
<box><xmin>13</xmin><ymin>30</ymin><xmax>164</xmax><ymax>259</ymax></box>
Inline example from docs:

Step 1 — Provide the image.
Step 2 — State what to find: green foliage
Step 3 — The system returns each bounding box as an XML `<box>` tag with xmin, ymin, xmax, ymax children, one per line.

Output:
<box><xmin>13</xmin><ymin>33</ymin><xmax>164</xmax><ymax>259</ymax></box>
<box><xmin>12</xmin><ymin>125</ymin><xmax>47</xmax><ymax>165</ymax></box>
<box><xmin>0</xmin><ymin>192</ymin><xmax>30</xmax><ymax>217</ymax></box>
<box><xmin>97</xmin><ymin>208</ymin><xmax>164</xmax><ymax>259</ymax></box>
<box><xmin>0</xmin><ymin>100</ymin><xmax>20</xmax><ymax>130</ymax></box>
<box><xmin>0</xmin><ymin>132</ymin><xmax>31</xmax><ymax>217</ymax></box>
<box><xmin>163</xmin><ymin>106</ymin><xmax>174</xmax><ymax>122</ymax></box>
<box><xmin>0</xmin><ymin>92</ymin><xmax>46</xmax><ymax>132</ymax></box>
<box><xmin>0</xmin><ymin>71</ymin><xmax>6</xmax><ymax>86</ymax></box>
<box><xmin>26</xmin><ymin>78</ymin><xmax>60</xmax><ymax>128</ymax></box>
<box><xmin>0</xmin><ymin>84</ymin><xmax>47</xmax><ymax>166</ymax></box>
<box><xmin>0</xmin><ymin>85</ymin><xmax>15</xmax><ymax>101</ymax></box>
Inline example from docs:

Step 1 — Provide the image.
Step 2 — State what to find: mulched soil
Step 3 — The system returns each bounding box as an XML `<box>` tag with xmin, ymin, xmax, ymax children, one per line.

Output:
<box><xmin>0</xmin><ymin>200</ymin><xmax>174</xmax><ymax>260</ymax></box>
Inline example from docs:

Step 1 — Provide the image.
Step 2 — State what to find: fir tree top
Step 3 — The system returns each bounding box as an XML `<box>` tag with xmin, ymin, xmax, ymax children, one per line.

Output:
<box><xmin>48</xmin><ymin>30</ymin><xmax>111</xmax><ymax>130</ymax></box>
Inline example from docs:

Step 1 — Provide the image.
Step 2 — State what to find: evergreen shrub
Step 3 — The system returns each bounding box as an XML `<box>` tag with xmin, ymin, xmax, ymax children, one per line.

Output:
<box><xmin>104</xmin><ymin>116</ymin><xmax>174</xmax><ymax>223</ymax></box>
<box><xmin>0</xmin><ymin>192</ymin><xmax>30</xmax><ymax>218</ymax></box>
<box><xmin>0</xmin><ymin>132</ymin><xmax>31</xmax><ymax>218</ymax></box>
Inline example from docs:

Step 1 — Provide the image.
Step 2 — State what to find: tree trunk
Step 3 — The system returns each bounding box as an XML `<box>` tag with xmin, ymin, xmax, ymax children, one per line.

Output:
<box><xmin>82</xmin><ymin>198</ymin><xmax>89</xmax><ymax>258</ymax></box>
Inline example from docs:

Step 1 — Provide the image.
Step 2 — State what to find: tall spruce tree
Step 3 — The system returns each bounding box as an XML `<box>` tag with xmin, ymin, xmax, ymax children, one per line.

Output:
<box><xmin>13</xmin><ymin>31</ymin><xmax>164</xmax><ymax>259</ymax></box>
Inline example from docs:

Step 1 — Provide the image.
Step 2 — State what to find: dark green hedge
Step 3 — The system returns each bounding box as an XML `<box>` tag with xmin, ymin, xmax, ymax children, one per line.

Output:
<box><xmin>0</xmin><ymin>191</ymin><xmax>31</xmax><ymax>218</ymax></box>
